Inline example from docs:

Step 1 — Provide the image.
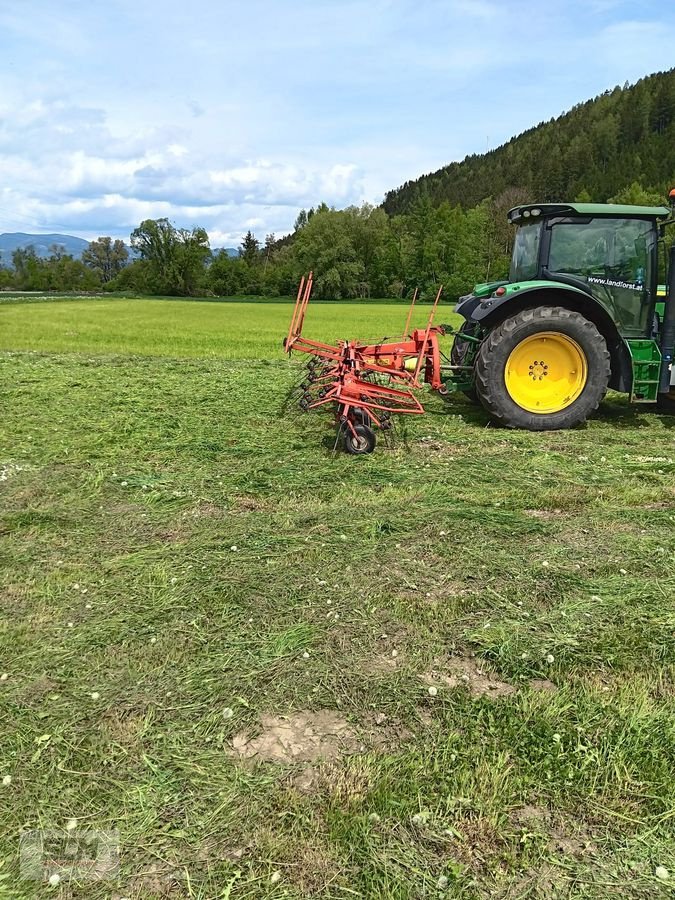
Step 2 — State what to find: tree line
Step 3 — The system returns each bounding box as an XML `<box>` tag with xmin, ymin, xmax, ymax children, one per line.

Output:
<box><xmin>0</xmin><ymin>238</ymin><xmax>129</xmax><ymax>292</ymax></box>
<box><xmin>0</xmin><ymin>201</ymin><xmax>519</xmax><ymax>300</ymax></box>
<box><xmin>1</xmin><ymin>179</ymin><xmax>668</xmax><ymax>301</ymax></box>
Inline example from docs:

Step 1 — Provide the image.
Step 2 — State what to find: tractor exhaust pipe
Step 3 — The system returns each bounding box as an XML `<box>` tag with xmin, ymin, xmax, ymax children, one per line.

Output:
<box><xmin>659</xmin><ymin>243</ymin><xmax>675</xmax><ymax>394</ymax></box>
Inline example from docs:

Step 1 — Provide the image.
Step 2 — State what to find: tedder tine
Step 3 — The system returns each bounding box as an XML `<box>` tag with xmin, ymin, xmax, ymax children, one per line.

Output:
<box><xmin>285</xmin><ymin>275</ymin><xmax>306</xmax><ymax>350</ymax></box>
<box><xmin>296</xmin><ymin>271</ymin><xmax>314</xmax><ymax>338</ymax></box>
<box><xmin>403</xmin><ymin>287</ymin><xmax>419</xmax><ymax>339</ymax></box>
<box><xmin>413</xmin><ymin>285</ymin><xmax>443</xmax><ymax>386</ymax></box>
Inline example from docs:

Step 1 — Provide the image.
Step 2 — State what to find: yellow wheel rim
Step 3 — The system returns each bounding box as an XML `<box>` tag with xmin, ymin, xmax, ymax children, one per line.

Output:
<box><xmin>504</xmin><ymin>332</ymin><xmax>587</xmax><ymax>414</ymax></box>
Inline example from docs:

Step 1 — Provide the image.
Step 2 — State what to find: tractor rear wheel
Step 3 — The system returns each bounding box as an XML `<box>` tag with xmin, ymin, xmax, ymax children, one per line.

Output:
<box><xmin>657</xmin><ymin>389</ymin><xmax>675</xmax><ymax>413</ymax></box>
<box><xmin>474</xmin><ymin>306</ymin><xmax>610</xmax><ymax>430</ymax></box>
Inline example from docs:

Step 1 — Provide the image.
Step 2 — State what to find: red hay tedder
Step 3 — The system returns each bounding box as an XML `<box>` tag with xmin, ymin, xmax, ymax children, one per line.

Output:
<box><xmin>283</xmin><ymin>273</ymin><xmax>452</xmax><ymax>453</ymax></box>
<box><xmin>287</xmin><ymin>197</ymin><xmax>675</xmax><ymax>449</ymax></box>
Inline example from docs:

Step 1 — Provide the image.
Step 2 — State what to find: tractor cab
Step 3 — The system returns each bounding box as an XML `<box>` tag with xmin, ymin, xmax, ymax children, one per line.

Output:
<box><xmin>451</xmin><ymin>196</ymin><xmax>675</xmax><ymax>429</ymax></box>
<box><xmin>506</xmin><ymin>203</ymin><xmax>669</xmax><ymax>337</ymax></box>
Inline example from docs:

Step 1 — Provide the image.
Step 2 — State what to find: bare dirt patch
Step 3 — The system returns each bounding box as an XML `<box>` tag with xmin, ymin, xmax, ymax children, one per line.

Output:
<box><xmin>422</xmin><ymin>655</ymin><xmax>515</xmax><ymax>698</ymax></box>
<box><xmin>154</xmin><ymin>528</ymin><xmax>186</xmax><ymax>544</ymax></box>
<box><xmin>289</xmin><ymin>844</ymin><xmax>345</xmax><ymax>896</ymax></box>
<box><xmin>361</xmin><ymin>711</ymin><xmax>413</xmax><ymax>749</ymax></box>
<box><xmin>509</xmin><ymin>803</ymin><xmax>552</xmax><ymax>830</ymax></box>
<box><xmin>445</xmin><ymin>816</ymin><xmax>507</xmax><ymax>874</ymax></box>
<box><xmin>231</xmin><ymin>711</ymin><xmax>360</xmax><ymax>764</ymax></box>
<box><xmin>102</xmin><ymin>710</ymin><xmax>150</xmax><ymax>748</ymax></box>
<box><xmin>107</xmin><ymin>501</ymin><xmax>140</xmax><ymax>519</ymax></box>
<box><xmin>359</xmin><ymin>628</ymin><xmax>409</xmax><ymax>675</ymax></box>
<box><xmin>188</xmin><ymin>501</ymin><xmax>224</xmax><ymax>519</ymax></box>
<box><xmin>128</xmin><ymin>865</ymin><xmax>180</xmax><ymax>897</ymax></box>
<box><xmin>232</xmin><ymin>495</ymin><xmax>272</xmax><ymax>513</ymax></box>
<box><xmin>0</xmin><ymin>582</ymin><xmax>31</xmax><ymax>612</ymax></box>
<box><xmin>509</xmin><ymin>806</ymin><xmax>597</xmax><ymax>859</ymax></box>
<box><xmin>360</xmin><ymin>651</ymin><xmax>405</xmax><ymax>675</ymax></box>
<box><xmin>15</xmin><ymin>674</ymin><xmax>58</xmax><ymax>705</ymax></box>
<box><xmin>548</xmin><ymin>828</ymin><xmax>597</xmax><ymax>858</ymax></box>
<box><xmin>506</xmin><ymin>862</ymin><xmax>566</xmax><ymax>899</ymax></box>
<box><xmin>524</xmin><ymin>508</ymin><xmax>564</xmax><ymax>519</ymax></box>
<box><xmin>529</xmin><ymin>678</ymin><xmax>558</xmax><ymax>693</ymax></box>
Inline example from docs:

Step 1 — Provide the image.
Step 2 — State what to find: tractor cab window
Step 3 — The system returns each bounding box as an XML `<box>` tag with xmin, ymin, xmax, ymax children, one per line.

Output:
<box><xmin>547</xmin><ymin>217</ymin><xmax>654</xmax><ymax>335</ymax></box>
<box><xmin>510</xmin><ymin>222</ymin><xmax>541</xmax><ymax>282</ymax></box>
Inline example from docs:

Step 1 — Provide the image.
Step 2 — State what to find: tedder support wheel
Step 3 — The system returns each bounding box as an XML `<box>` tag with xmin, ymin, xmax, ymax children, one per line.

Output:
<box><xmin>344</xmin><ymin>423</ymin><xmax>376</xmax><ymax>454</ymax></box>
<box><xmin>474</xmin><ymin>306</ymin><xmax>610</xmax><ymax>430</ymax></box>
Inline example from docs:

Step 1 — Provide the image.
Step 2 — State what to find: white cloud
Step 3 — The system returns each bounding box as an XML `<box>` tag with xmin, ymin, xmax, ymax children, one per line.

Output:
<box><xmin>0</xmin><ymin>0</ymin><xmax>671</xmax><ymax>245</ymax></box>
<box><xmin>0</xmin><ymin>93</ymin><xmax>364</xmax><ymax>241</ymax></box>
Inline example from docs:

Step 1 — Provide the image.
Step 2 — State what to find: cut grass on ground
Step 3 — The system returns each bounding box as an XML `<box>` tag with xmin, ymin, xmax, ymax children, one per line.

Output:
<box><xmin>0</xmin><ymin>298</ymin><xmax>674</xmax><ymax>898</ymax></box>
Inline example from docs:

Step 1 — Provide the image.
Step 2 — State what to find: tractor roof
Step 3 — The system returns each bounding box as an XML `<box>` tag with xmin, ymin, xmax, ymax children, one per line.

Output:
<box><xmin>508</xmin><ymin>202</ymin><xmax>670</xmax><ymax>224</ymax></box>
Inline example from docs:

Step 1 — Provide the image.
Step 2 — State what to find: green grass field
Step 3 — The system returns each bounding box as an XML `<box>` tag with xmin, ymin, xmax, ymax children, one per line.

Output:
<box><xmin>0</xmin><ymin>298</ymin><xmax>434</xmax><ymax>360</ymax></box>
<box><xmin>1</xmin><ymin>298</ymin><xmax>674</xmax><ymax>899</ymax></box>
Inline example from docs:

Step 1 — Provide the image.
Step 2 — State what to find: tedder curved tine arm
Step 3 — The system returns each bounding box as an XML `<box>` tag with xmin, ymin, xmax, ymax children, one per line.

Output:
<box><xmin>285</xmin><ymin>275</ymin><xmax>306</xmax><ymax>351</ymax></box>
<box><xmin>403</xmin><ymin>287</ymin><xmax>419</xmax><ymax>339</ymax></box>
<box><xmin>413</xmin><ymin>285</ymin><xmax>443</xmax><ymax>386</ymax></box>
<box><xmin>296</xmin><ymin>271</ymin><xmax>314</xmax><ymax>340</ymax></box>
<box><xmin>285</xmin><ymin>272</ymin><xmax>313</xmax><ymax>352</ymax></box>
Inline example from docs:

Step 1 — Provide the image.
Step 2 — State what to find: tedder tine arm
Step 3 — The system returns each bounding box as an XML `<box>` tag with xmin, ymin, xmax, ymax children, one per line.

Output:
<box><xmin>296</xmin><ymin>270</ymin><xmax>314</xmax><ymax>338</ymax></box>
<box><xmin>413</xmin><ymin>285</ymin><xmax>443</xmax><ymax>386</ymax></box>
<box><xmin>403</xmin><ymin>287</ymin><xmax>419</xmax><ymax>339</ymax></box>
<box><xmin>285</xmin><ymin>275</ymin><xmax>306</xmax><ymax>351</ymax></box>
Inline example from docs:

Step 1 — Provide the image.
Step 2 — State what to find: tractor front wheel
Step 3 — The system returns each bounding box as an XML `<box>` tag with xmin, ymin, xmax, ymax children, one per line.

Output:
<box><xmin>474</xmin><ymin>307</ymin><xmax>610</xmax><ymax>430</ymax></box>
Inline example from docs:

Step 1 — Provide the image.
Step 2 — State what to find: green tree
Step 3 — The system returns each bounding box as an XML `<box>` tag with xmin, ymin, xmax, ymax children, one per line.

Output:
<box><xmin>11</xmin><ymin>247</ymin><xmax>43</xmax><ymax>290</ymax></box>
<box><xmin>45</xmin><ymin>253</ymin><xmax>99</xmax><ymax>291</ymax></box>
<box><xmin>82</xmin><ymin>237</ymin><xmax>129</xmax><ymax>282</ymax></box>
<box><xmin>130</xmin><ymin>219</ymin><xmax>210</xmax><ymax>295</ymax></box>
<box><xmin>239</xmin><ymin>231</ymin><xmax>261</xmax><ymax>264</ymax></box>
<box><xmin>208</xmin><ymin>251</ymin><xmax>247</xmax><ymax>296</ymax></box>
<box><xmin>608</xmin><ymin>181</ymin><xmax>665</xmax><ymax>206</ymax></box>
<box><xmin>291</xmin><ymin>206</ymin><xmax>364</xmax><ymax>298</ymax></box>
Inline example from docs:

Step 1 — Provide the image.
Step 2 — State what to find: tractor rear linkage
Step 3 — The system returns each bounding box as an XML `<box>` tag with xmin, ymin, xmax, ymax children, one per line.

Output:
<box><xmin>283</xmin><ymin>273</ymin><xmax>463</xmax><ymax>454</ymax></box>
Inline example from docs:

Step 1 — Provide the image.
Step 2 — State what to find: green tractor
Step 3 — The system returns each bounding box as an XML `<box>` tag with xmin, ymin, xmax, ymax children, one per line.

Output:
<box><xmin>447</xmin><ymin>192</ymin><xmax>675</xmax><ymax>428</ymax></box>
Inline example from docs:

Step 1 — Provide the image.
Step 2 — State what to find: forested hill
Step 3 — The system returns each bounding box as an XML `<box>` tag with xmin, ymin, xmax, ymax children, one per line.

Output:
<box><xmin>384</xmin><ymin>69</ymin><xmax>675</xmax><ymax>216</ymax></box>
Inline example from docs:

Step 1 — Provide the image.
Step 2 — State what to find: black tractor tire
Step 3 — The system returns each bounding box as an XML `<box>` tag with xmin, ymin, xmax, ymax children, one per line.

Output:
<box><xmin>657</xmin><ymin>388</ymin><xmax>675</xmax><ymax>413</ymax></box>
<box><xmin>344</xmin><ymin>423</ymin><xmax>376</xmax><ymax>454</ymax></box>
<box><xmin>474</xmin><ymin>306</ymin><xmax>610</xmax><ymax>430</ymax></box>
<box><xmin>450</xmin><ymin>327</ymin><xmax>479</xmax><ymax>403</ymax></box>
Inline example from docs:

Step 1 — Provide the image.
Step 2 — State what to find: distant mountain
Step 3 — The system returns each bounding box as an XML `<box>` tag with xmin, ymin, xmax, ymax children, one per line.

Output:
<box><xmin>0</xmin><ymin>233</ymin><xmax>237</xmax><ymax>266</ymax></box>
<box><xmin>0</xmin><ymin>232</ymin><xmax>90</xmax><ymax>264</ymax></box>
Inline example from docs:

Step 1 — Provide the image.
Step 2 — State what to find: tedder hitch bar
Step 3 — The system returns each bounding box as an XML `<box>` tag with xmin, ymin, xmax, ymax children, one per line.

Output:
<box><xmin>283</xmin><ymin>274</ymin><xmax>451</xmax><ymax>454</ymax></box>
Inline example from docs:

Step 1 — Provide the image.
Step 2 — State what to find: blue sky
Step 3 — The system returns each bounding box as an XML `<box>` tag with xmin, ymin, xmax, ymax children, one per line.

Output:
<box><xmin>0</xmin><ymin>0</ymin><xmax>673</xmax><ymax>247</ymax></box>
